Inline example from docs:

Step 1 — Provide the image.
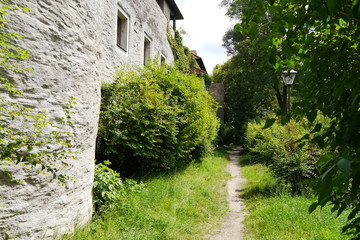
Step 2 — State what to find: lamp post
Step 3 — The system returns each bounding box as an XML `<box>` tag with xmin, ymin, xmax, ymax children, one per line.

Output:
<box><xmin>261</xmin><ymin>108</ymin><xmax>268</xmax><ymax>117</ymax></box>
<box><xmin>282</xmin><ymin>70</ymin><xmax>297</xmax><ymax>115</ymax></box>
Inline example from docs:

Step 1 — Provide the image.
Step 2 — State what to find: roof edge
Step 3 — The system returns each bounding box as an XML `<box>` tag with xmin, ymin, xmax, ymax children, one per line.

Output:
<box><xmin>166</xmin><ymin>0</ymin><xmax>184</xmax><ymax>20</ymax></box>
<box><xmin>191</xmin><ymin>51</ymin><xmax>207</xmax><ymax>73</ymax></box>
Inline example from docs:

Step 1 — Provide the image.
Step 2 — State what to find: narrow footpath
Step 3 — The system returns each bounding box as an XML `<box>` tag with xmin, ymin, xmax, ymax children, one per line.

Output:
<box><xmin>210</xmin><ymin>147</ymin><xmax>247</xmax><ymax>240</ymax></box>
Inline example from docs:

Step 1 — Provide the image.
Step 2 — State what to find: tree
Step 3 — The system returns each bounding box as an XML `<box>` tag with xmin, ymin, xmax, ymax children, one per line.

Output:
<box><xmin>213</xmin><ymin>27</ymin><xmax>297</xmax><ymax>141</ymax></box>
<box><xmin>222</xmin><ymin>27</ymin><xmax>245</xmax><ymax>55</ymax></box>
<box><xmin>223</xmin><ymin>0</ymin><xmax>360</xmax><ymax>237</ymax></box>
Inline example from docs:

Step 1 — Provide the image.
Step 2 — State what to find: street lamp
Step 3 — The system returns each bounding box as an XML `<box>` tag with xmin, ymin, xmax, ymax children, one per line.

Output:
<box><xmin>282</xmin><ymin>70</ymin><xmax>297</xmax><ymax>85</ymax></box>
<box><xmin>261</xmin><ymin>108</ymin><xmax>268</xmax><ymax>117</ymax></box>
<box><xmin>282</xmin><ymin>70</ymin><xmax>297</xmax><ymax>115</ymax></box>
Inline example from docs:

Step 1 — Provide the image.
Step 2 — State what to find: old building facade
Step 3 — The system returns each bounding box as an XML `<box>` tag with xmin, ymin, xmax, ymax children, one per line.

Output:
<box><xmin>0</xmin><ymin>0</ymin><xmax>182</xmax><ymax>239</ymax></box>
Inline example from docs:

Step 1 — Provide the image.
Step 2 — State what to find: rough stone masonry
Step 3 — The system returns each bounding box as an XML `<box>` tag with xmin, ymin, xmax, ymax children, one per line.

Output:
<box><xmin>0</xmin><ymin>0</ymin><xmax>175</xmax><ymax>239</ymax></box>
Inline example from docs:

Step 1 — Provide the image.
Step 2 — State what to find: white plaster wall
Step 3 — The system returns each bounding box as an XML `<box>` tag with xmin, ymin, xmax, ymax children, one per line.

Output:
<box><xmin>163</xmin><ymin>1</ymin><xmax>172</xmax><ymax>21</ymax></box>
<box><xmin>0</xmin><ymin>0</ymin><xmax>175</xmax><ymax>239</ymax></box>
<box><xmin>100</xmin><ymin>0</ymin><xmax>175</xmax><ymax>80</ymax></box>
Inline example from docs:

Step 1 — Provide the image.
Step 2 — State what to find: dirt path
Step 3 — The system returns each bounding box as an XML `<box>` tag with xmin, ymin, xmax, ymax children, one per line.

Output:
<box><xmin>209</xmin><ymin>147</ymin><xmax>247</xmax><ymax>240</ymax></box>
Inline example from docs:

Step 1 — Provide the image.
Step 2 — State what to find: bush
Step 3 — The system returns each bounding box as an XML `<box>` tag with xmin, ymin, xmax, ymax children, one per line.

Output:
<box><xmin>93</xmin><ymin>160</ymin><xmax>145</xmax><ymax>212</ymax></box>
<box><xmin>244</xmin><ymin>118</ymin><xmax>326</xmax><ymax>193</ymax></box>
<box><xmin>215</xmin><ymin>123</ymin><xmax>237</xmax><ymax>146</ymax></box>
<box><xmin>96</xmin><ymin>64</ymin><xmax>219</xmax><ymax>175</ymax></box>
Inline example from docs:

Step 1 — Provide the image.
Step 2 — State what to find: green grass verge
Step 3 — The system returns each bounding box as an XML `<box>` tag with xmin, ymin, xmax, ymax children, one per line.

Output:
<box><xmin>240</xmin><ymin>155</ymin><xmax>351</xmax><ymax>240</ymax></box>
<box><xmin>64</xmin><ymin>151</ymin><xmax>230</xmax><ymax>240</ymax></box>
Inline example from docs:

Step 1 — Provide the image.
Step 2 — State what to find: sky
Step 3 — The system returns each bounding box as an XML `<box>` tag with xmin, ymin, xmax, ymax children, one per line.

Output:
<box><xmin>176</xmin><ymin>0</ymin><xmax>235</xmax><ymax>74</ymax></box>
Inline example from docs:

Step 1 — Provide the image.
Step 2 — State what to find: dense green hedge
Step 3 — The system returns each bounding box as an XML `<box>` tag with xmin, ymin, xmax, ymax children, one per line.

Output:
<box><xmin>244</xmin><ymin>118</ymin><xmax>327</xmax><ymax>193</ymax></box>
<box><xmin>96</xmin><ymin>64</ymin><xmax>219</xmax><ymax>176</ymax></box>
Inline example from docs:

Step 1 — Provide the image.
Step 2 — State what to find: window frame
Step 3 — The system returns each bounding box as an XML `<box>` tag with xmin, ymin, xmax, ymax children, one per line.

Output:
<box><xmin>143</xmin><ymin>33</ymin><xmax>152</xmax><ymax>65</ymax></box>
<box><xmin>160</xmin><ymin>53</ymin><xmax>166</xmax><ymax>64</ymax></box>
<box><xmin>116</xmin><ymin>8</ymin><xmax>129</xmax><ymax>53</ymax></box>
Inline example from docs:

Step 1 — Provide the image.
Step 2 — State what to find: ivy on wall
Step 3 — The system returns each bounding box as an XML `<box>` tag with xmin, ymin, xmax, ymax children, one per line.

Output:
<box><xmin>167</xmin><ymin>28</ymin><xmax>199</xmax><ymax>73</ymax></box>
<box><xmin>0</xmin><ymin>1</ymin><xmax>30</xmax><ymax>93</ymax></box>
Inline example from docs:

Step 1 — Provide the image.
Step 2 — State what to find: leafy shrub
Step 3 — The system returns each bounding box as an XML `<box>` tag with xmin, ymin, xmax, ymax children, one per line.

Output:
<box><xmin>244</xmin><ymin>118</ymin><xmax>326</xmax><ymax>193</ymax></box>
<box><xmin>93</xmin><ymin>160</ymin><xmax>145</xmax><ymax>212</ymax></box>
<box><xmin>96</xmin><ymin>64</ymin><xmax>219</xmax><ymax>175</ymax></box>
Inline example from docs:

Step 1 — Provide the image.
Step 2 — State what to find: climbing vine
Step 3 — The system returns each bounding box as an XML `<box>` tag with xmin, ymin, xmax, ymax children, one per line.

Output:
<box><xmin>0</xmin><ymin>0</ymin><xmax>30</xmax><ymax>93</ymax></box>
<box><xmin>167</xmin><ymin>28</ymin><xmax>199</xmax><ymax>73</ymax></box>
<box><xmin>0</xmin><ymin>1</ymin><xmax>76</xmax><ymax>183</ymax></box>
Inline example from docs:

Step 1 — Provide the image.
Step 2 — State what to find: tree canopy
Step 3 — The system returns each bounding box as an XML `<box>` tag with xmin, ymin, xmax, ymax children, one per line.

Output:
<box><xmin>213</xmin><ymin>32</ymin><xmax>277</xmax><ymax>141</ymax></box>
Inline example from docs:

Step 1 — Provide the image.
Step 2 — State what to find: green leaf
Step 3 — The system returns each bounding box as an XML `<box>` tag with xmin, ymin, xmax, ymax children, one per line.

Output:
<box><xmin>352</xmin><ymin>0</ymin><xmax>359</xmax><ymax>8</ymax></box>
<box><xmin>272</xmin><ymin>37</ymin><xmax>282</xmax><ymax>48</ymax></box>
<box><xmin>353</xmin><ymin>0</ymin><xmax>360</xmax><ymax>18</ymax></box>
<box><xmin>318</xmin><ymin>167</ymin><xmax>334</xmax><ymax>206</ymax></box>
<box><xmin>262</xmin><ymin>118</ymin><xmax>276</xmax><ymax>129</ymax></box>
<box><xmin>248</xmin><ymin>23</ymin><xmax>259</xmax><ymax>40</ymax></box>
<box><xmin>320</xmin><ymin>164</ymin><xmax>336</xmax><ymax>181</ymax></box>
<box><xmin>318</xmin><ymin>154</ymin><xmax>335</xmax><ymax>170</ymax></box>
<box><xmin>336</xmin><ymin>158</ymin><xmax>351</xmax><ymax>179</ymax></box>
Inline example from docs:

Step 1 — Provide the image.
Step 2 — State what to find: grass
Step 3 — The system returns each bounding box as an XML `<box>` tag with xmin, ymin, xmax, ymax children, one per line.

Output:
<box><xmin>63</xmin><ymin>150</ymin><xmax>230</xmax><ymax>240</ymax></box>
<box><xmin>239</xmin><ymin>155</ymin><xmax>351</xmax><ymax>240</ymax></box>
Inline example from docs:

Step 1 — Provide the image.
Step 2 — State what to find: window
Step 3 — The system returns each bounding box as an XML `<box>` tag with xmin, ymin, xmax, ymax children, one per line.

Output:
<box><xmin>143</xmin><ymin>34</ymin><xmax>151</xmax><ymax>65</ymax></box>
<box><xmin>116</xmin><ymin>9</ymin><xmax>129</xmax><ymax>52</ymax></box>
<box><xmin>160</xmin><ymin>54</ymin><xmax>166</xmax><ymax>64</ymax></box>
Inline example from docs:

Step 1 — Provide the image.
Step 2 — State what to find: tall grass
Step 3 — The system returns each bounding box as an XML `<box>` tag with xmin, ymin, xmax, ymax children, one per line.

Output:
<box><xmin>63</xmin><ymin>151</ymin><xmax>230</xmax><ymax>240</ymax></box>
<box><xmin>240</xmin><ymin>155</ymin><xmax>351</xmax><ymax>240</ymax></box>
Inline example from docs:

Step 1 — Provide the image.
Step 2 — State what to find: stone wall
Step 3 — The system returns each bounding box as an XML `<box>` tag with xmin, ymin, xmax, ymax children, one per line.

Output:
<box><xmin>0</xmin><ymin>0</ymin><xmax>175</xmax><ymax>239</ymax></box>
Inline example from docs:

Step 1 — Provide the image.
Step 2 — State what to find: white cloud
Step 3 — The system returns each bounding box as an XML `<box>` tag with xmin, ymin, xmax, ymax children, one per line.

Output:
<box><xmin>176</xmin><ymin>0</ymin><xmax>235</xmax><ymax>74</ymax></box>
